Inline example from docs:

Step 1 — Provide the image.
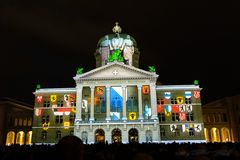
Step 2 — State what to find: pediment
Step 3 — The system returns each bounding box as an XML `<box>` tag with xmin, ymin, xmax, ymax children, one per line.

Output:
<box><xmin>74</xmin><ymin>61</ymin><xmax>158</xmax><ymax>81</ymax></box>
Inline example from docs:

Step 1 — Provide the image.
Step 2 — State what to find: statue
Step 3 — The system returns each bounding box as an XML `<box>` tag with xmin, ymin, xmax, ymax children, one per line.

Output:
<box><xmin>108</xmin><ymin>49</ymin><xmax>123</xmax><ymax>62</ymax></box>
<box><xmin>77</xmin><ymin>68</ymin><xmax>84</xmax><ymax>74</ymax></box>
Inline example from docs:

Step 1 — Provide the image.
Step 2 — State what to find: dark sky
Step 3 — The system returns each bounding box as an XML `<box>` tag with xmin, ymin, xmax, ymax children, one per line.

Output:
<box><xmin>0</xmin><ymin>1</ymin><xmax>239</xmax><ymax>105</ymax></box>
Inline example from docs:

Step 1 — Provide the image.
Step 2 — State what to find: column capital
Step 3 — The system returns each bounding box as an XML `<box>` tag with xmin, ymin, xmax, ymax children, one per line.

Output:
<box><xmin>121</xmin><ymin>85</ymin><xmax>127</xmax><ymax>89</ymax></box>
<box><xmin>90</xmin><ymin>85</ymin><xmax>95</xmax><ymax>90</ymax></box>
<box><xmin>76</xmin><ymin>84</ymin><xmax>83</xmax><ymax>90</ymax></box>
<box><xmin>137</xmin><ymin>84</ymin><xmax>142</xmax><ymax>89</ymax></box>
<box><xmin>106</xmin><ymin>85</ymin><xmax>111</xmax><ymax>90</ymax></box>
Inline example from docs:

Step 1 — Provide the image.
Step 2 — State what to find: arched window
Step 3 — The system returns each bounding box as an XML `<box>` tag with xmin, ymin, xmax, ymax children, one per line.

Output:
<box><xmin>221</xmin><ymin>127</ymin><xmax>231</xmax><ymax>142</ymax></box>
<box><xmin>95</xmin><ymin>129</ymin><xmax>105</xmax><ymax>143</ymax></box>
<box><xmin>112</xmin><ymin>128</ymin><xmax>122</xmax><ymax>143</ymax></box>
<box><xmin>204</xmin><ymin>128</ymin><xmax>210</xmax><ymax>142</ymax></box>
<box><xmin>82</xmin><ymin>131</ymin><xmax>88</xmax><ymax>144</ymax></box>
<box><xmin>210</xmin><ymin>128</ymin><xmax>220</xmax><ymax>142</ymax></box>
<box><xmin>146</xmin><ymin>130</ymin><xmax>152</xmax><ymax>142</ymax></box>
<box><xmin>128</xmin><ymin>128</ymin><xmax>138</xmax><ymax>143</ymax></box>
<box><xmin>56</xmin><ymin>130</ymin><xmax>61</xmax><ymax>140</ymax></box>
<box><xmin>25</xmin><ymin>131</ymin><xmax>32</xmax><ymax>145</ymax></box>
<box><xmin>41</xmin><ymin>131</ymin><xmax>47</xmax><ymax>140</ymax></box>
<box><xmin>16</xmin><ymin>131</ymin><xmax>25</xmax><ymax>145</ymax></box>
<box><xmin>5</xmin><ymin>131</ymin><xmax>15</xmax><ymax>146</ymax></box>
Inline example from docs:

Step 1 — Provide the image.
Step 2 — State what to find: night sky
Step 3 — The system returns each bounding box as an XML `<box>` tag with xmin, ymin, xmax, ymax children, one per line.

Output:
<box><xmin>0</xmin><ymin>1</ymin><xmax>239</xmax><ymax>105</ymax></box>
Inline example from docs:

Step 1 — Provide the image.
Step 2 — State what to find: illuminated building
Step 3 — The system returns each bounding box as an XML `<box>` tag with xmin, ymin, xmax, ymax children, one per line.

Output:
<box><xmin>202</xmin><ymin>95</ymin><xmax>240</xmax><ymax>142</ymax></box>
<box><xmin>0</xmin><ymin>97</ymin><xmax>33</xmax><ymax>146</ymax></box>
<box><xmin>32</xmin><ymin>23</ymin><xmax>205</xmax><ymax>144</ymax></box>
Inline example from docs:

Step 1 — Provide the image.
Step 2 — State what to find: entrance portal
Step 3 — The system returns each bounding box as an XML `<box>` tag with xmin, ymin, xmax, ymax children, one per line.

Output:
<box><xmin>128</xmin><ymin>128</ymin><xmax>138</xmax><ymax>143</ymax></box>
<box><xmin>112</xmin><ymin>128</ymin><xmax>122</xmax><ymax>143</ymax></box>
<box><xmin>95</xmin><ymin>129</ymin><xmax>105</xmax><ymax>143</ymax></box>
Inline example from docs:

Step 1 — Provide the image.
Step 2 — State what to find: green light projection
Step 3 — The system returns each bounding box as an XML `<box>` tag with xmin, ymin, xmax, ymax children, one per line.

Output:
<box><xmin>77</xmin><ymin>68</ymin><xmax>84</xmax><ymax>74</ymax></box>
<box><xmin>36</xmin><ymin>84</ymin><xmax>41</xmax><ymax>89</ymax></box>
<box><xmin>148</xmin><ymin>66</ymin><xmax>155</xmax><ymax>72</ymax></box>
<box><xmin>194</xmin><ymin>80</ymin><xmax>199</xmax><ymax>85</ymax></box>
<box><xmin>108</xmin><ymin>49</ymin><xmax>123</xmax><ymax>62</ymax></box>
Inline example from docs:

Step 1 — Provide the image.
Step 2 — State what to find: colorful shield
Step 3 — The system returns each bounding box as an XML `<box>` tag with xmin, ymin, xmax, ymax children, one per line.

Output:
<box><xmin>185</xmin><ymin>91</ymin><xmax>192</xmax><ymax>98</ymax></box>
<box><xmin>194</xmin><ymin>91</ymin><xmax>200</xmax><ymax>98</ymax></box>
<box><xmin>142</xmin><ymin>85</ymin><xmax>150</xmax><ymax>95</ymax></box>
<box><xmin>129</xmin><ymin>112</ymin><xmax>137</xmax><ymax>120</ymax></box>
<box><xmin>176</xmin><ymin>96</ymin><xmax>184</xmax><ymax>104</ymax></box>
<box><xmin>164</xmin><ymin>92</ymin><xmax>171</xmax><ymax>99</ymax></box>
<box><xmin>36</xmin><ymin>96</ymin><xmax>43</xmax><ymax>103</ymax></box>
<box><xmin>96</xmin><ymin>87</ymin><xmax>104</xmax><ymax>96</ymax></box>
<box><xmin>50</xmin><ymin>95</ymin><xmax>57</xmax><ymax>103</ymax></box>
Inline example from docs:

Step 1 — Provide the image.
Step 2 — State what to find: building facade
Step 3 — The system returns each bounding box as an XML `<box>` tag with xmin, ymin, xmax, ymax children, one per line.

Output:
<box><xmin>0</xmin><ymin>97</ymin><xmax>33</xmax><ymax>146</ymax></box>
<box><xmin>202</xmin><ymin>95</ymin><xmax>240</xmax><ymax>143</ymax></box>
<box><xmin>32</xmin><ymin>23</ymin><xmax>205</xmax><ymax>144</ymax></box>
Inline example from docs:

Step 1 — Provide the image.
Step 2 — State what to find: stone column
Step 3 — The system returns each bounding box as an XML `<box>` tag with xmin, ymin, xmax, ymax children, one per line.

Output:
<box><xmin>137</xmin><ymin>85</ymin><xmax>143</xmax><ymax>120</ymax></box>
<box><xmin>76</xmin><ymin>85</ymin><xmax>83</xmax><ymax>121</ymax></box>
<box><xmin>106</xmin><ymin>85</ymin><xmax>111</xmax><ymax>120</ymax></box>
<box><xmin>122</xmin><ymin>85</ymin><xmax>127</xmax><ymax>120</ymax></box>
<box><xmin>89</xmin><ymin>86</ymin><xmax>95</xmax><ymax>121</ymax></box>
<box><xmin>150</xmin><ymin>83</ymin><xmax>158</xmax><ymax>119</ymax></box>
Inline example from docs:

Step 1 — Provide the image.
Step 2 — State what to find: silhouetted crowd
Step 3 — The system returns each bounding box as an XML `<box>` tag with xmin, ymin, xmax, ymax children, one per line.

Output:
<box><xmin>1</xmin><ymin>136</ymin><xmax>240</xmax><ymax>160</ymax></box>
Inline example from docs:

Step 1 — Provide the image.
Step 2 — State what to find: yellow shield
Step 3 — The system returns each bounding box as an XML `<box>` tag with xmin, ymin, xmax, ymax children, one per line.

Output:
<box><xmin>176</xmin><ymin>96</ymin><xmax>184</xmax><ymax>104</ymax></box>
<box><xmin>50</xmin><ymin>95</ymin><xmax>57</xmax><ymax>103</ymax></box>
<box><xmin>129</xmin><ymin>112</ymin><xmax>137</xmax><ymax>120</ymax></box>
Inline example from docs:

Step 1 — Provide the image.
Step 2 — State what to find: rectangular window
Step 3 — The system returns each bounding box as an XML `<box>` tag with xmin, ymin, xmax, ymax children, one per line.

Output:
<box><xmin>43</xmin><ymin>101</ymin><xmax>50</xmax><ymax>107</ymax></box>
<box><xmin>222</xmin><ymin>113</ymin><xmax>227</xmax><ymax>122</ymax></box>
<box><xmin>41</xmin><ymin>131</ymin><xmax>47</xmax><ymax>140</ymax></box>
<box><xmin>171</xmin><ymin>98</ymin><xmax>177</xmax><ymax>104</ymax></box>
<box><xmin>171</xmin><ymin>113</ymin><xmax>180</xmax><ymax>121</ymax></box>
<box><xmin>189</xmin><ymin>128</ymin><xmax>195</xmax><ymax>136</ymax></box>
<box><xmin>55</xmin><ymin>115</ymin><xmax>63</xmax><ymax>124</ymax></box>
<box><xmin>160</xmin><ymin>128</ymin><xmax>165</xmax><ymax>137</ymax></box>
<box><xmin>186</xmin><ymin>113</ymin><xmax>194</xmax><ymax>121</ymax></box>
<box><xmin>57</xmin><ymin>100</ymin><xmax>64</xmax><ymax>107</ymax></box>
<box><xmin>185</xmin><ymin>98</ymin><xmax>192</xmax><ymax>104</ymax></box>
<box><xmin>158</xmin><ymin>113</ymin><xmax>165</xmax><ymax>122</ymax></box>
<box><xmin>42</xmin><ymin>116</ymin><xmax>46</xmax><ymax>124</ymax></box>
<box><xmin>69</xmin><ymin>114</ymin><xmax>76</xmax><ymax>124</ymax></box>
<box><xmin>56</xmin><ymin>131</ymin><xmax>61</xmax><ymax>140</ymax></box>
<box><xmin>174</xmin><ymin>128</ymin><xmax>180</xmax><ymax>136</ymax></box>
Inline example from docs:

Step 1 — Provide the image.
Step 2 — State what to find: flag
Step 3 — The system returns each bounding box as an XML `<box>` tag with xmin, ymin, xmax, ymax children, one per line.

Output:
<box><xmin>111</xmin><ymin>112</ymin><xmax>120</xmax><ymax>120</ymax></box>
<box><xmin>157</xmin><ymin>105</ymin><xmax>163</xmax><ymax>113</ymax></box>
<box><xmin>172</xmin><ymin>105</ymin><xmax>179</xmax><ymax>113</ymax></box>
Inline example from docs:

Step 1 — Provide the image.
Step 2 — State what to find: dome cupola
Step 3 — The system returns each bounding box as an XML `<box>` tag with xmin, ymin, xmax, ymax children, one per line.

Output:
<box><xmin>95</xmin><ymin>22</ymin><xmax>140</xmax><ymax>68</ymax></box>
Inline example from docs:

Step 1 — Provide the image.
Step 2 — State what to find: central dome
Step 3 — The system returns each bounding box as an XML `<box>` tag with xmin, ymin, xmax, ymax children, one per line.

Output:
<box><xmin>97</xmin><ymin>33</ymin><xmax>137</xmax><ymax>49</ymax></box>
<box><xmin>94</xmin><ymin>22</ymin><xmax>140</xmax><ymax>68</ymax></box>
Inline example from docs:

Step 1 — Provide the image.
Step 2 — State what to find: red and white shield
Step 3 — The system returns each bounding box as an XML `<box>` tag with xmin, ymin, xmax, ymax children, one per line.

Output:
<box><xmin>193</xmin><ymin>91</ymin><xmax>200</xmax><ymax>98</ymax></box>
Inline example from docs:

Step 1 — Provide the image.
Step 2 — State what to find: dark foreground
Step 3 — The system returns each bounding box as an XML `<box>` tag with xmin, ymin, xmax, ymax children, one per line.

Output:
<box><xmin>1</xmin><ymin>140</ymin><xmax>240</xmax><ymax>160</ymax></box>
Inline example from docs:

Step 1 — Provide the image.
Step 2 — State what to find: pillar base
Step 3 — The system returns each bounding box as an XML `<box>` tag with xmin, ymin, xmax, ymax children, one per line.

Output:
<box><xmin>138</xmin><ymin>116</ymin><xmax>144</xmax><ymax>120</ymax></box>
<box><xmin>105</xmin><ymin>117</ymin><xmax>111</xmax><ymax>121</ymax></box>
<box><xmin>122</xmin><ymin>117</ymin><xmax>127</xmax><ymax>120</ymax></box>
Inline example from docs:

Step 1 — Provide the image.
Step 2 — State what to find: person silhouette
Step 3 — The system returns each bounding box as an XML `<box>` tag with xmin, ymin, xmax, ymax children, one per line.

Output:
<box><xmin>56</xmin><ymin>135</ymin><xmax>84</xmax><ymax>160</ymax></box>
